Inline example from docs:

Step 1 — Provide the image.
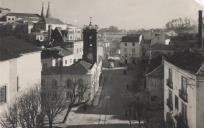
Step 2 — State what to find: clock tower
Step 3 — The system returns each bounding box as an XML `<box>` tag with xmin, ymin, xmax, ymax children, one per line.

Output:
<box><xmin>83</xmin><ymin>17</ymin><xmax>98</xmax><ymax>64</ymax></box>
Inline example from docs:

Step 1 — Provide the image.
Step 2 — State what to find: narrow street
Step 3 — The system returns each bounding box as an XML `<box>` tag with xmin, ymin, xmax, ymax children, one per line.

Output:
<box><xmin>64</xmin><ymin>66</ymin><xmax>139</xmax><ymax>128</ymax></box>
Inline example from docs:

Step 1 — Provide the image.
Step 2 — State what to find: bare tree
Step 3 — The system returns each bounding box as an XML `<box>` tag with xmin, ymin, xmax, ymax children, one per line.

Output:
<box><xmin>0</xmin><ymin>104</ymin><xmax>18</xmax><ymax>128</ymax></box>
<box><xmin>17</xmin><ymin>88</ymin><xmax>42</xmax><ymax>128</ymax></box>
<box><xmin>0</xmin><ymin>87</ymin><xmax>43</xmax><ymax>128</ymax></box>
<box><xmin>62</xmin><ymin>78</ymin><xmax>90</xmax><ymax>123</ymax></box>
<box><xmin>41</xmin><ymin>85</ymin><xmax>68</xmax><ymax>128</ymax></box>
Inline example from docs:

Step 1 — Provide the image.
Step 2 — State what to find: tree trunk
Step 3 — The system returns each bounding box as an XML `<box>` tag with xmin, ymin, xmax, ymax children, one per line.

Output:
<box><xmin>62</xmin><ymin>107</ymin><xmax>72</xmax><ymax>123</ymax></box>
<box><xmin>48</xmin><ymin>117</ymin><xmax>52</xmax><ymax>128</ymax></box>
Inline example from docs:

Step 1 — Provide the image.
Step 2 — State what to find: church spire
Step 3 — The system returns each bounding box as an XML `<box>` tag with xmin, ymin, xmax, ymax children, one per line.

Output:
<box><xmin>41</xmin><ymin>2</ymin><xmax>45</xmax><ymax>17</ymax></box>
<box><xmin>46</xmin><ymin>2</ymin><xmax>52</xmax><ymax>18</ymax></box>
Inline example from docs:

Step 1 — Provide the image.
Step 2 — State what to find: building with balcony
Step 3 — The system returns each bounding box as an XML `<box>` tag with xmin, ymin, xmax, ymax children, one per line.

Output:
<box><xmin>164</xmin><ymin>50</ymin><xmax>204</xmax><ymax>128</ymax></box>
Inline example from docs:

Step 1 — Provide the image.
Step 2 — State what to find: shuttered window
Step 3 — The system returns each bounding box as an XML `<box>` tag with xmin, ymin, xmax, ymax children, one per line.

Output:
<box><xmin>0</xmin><ymin>86</ymin><xmax>7</xmax><ymax>103</ymax></box>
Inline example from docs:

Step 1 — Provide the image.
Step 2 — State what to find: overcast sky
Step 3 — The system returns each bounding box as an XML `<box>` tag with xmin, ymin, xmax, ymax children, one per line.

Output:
<box><xmin>0</xmin><ymin>0</ymin><xmax>203</xmax><ymax>29</ymax></box>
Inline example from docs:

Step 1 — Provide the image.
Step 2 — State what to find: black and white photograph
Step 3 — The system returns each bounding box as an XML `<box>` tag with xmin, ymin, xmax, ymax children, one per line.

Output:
<box><xmin>0</xmin><ymin>0</ymin><xmax>204</xmax><ymax>128</ymax></box>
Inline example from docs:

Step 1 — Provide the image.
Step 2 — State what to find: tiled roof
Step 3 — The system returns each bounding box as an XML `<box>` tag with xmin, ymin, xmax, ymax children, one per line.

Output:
<box><xmin>146</xmin><ymin>55</ymin><xmax>163</xmax><ymax>73</ymax></box>
<box><xmin>121</xmin><ymin>34</ymin><xmax>141</xmax><ymax>42</ymax></box>
<box><xmin>6</xmin><ymin>13</ymin><xmax>41</xmax><ymax>18</ymax></box>
<box><xmin>142</xmin><ymin>39</ymin><xmax>151</xmax><ymax>45</ymax></box>
<box><xmin>150</xmin><ymin>43</ymin><xmax>175</xmax><ymax>50</ymax></box>
<box><xmin>166</xmin><ymin>50</ymin><xmax>204</xmax><ymax>73</ymax></box>
<box><xmin>42</xmin><ymin>60</ymin><xmax>93</xmax><ymax>75</ymax></box>
<box><xmin>145</xmin><ymin>64</ymin><xmax>164</xmax><ymax>79</ymax></box>
<box><xmin>41</xmin><ymin>46</ymin><xmax>73</xmax><ymax>59</ymax></box>
<box><xmin>0</xmin><ymin>36</ymin><xmax>41</xmax><ymax>61</ymax></box>
<box><xmin>44</xmin><ymin>18</ymin><xmax>64</xmax><ymax>25</ymax></box>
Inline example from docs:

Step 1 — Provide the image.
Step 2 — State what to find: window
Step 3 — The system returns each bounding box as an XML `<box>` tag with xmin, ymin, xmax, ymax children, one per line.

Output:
<box><xmin>89</xmin><ymin>36</ymin><xmax>93</xmax><ymax>40</ymax></box>
<box><xmin>12</xmin><ymin>18</ymin><xmax>14</xmax><ymax>21</ymax></box>
<box><xmin>169</xmin><ymin>89</ymin><xmax>172</xmax><ymax>100</ymax></box>
<box><xmin>65</xmin><ymin>60</ymin><xmax>67</xmax><ymax>64</ymax></box>
<box><xmin>132</xmin><ymin>42</ymin><xmax>135</xmax><ymax>46</ymax></box>
<box><xmin>168</xmin><ymin>68</ymin><xmax>172</xmax><ymax>81</ymax></box>
<box><xmin>41</xmin><ymin>79</ymin><xmax>45</xmax><ymax>89</ymax></box>
<box><xmin>0</xmin><ymin>86</ymin><xmax>6</xmax><ymax>103</ymax></box>
<box><xmin>52</xmin><ymin>80</ymin><xmax>57</xmax><ymax>88</ymax></box>
<box><xmin>175</xmin><ymin>95</ymin><xmax>178</xmax><ymax>110</ymax></box>
<box><xmin>181</xmin><ymin>76</ymin><xmax>187</xmax><ymax>92</ymax></box>
<box><xmin>8</xmin><ymin>18</ymin><xmax>10</xmax><ymax>21</ymax></box>
<box><xmin>181</xmin><ymin>102</ymin><xmax>187</xmax><ymax>123</ymax></box>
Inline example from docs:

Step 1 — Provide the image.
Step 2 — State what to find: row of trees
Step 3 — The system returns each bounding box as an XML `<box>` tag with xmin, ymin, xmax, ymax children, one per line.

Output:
<box><xmin>165</xmin><ymin>17</ymin><xmax>196</xmax><ymax>32</ymax></box>
<box><xmin>0</xmin><ymin>79</ymin><xmax>90</xmax><ymax>128</ymax></box>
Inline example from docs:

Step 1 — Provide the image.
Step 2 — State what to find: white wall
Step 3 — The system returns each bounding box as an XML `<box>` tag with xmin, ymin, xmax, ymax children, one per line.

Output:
<box><xmin>164</xmin><ymin>60</ymin><xmax>197</xmax><ymax>128</ymax></box>
<box><xmin>0</xmin><ymin>51</ymin><xmax>41</xmax><ymax>117</ymax></box>
<box><xmin>196</xmin><ymin>77</ymin><xmax>204</xmax><ymax>128</ymax></box>
<box><xmin>63</xmin><ymin>55</ymin><xmax>74</xmax><ymax>66</ymax></box>
<box><xmin>0</xmin><ymin>60</ymin><xmax>14</xmax><ymax>115</ymax></box>
<box><xmin>46</xmin><ymin>24</ymin><xmax>67</xmax><ymax>31</ymax></box>
<box><xmin>17</xmin><ymin>51</ymin><xmax>41</xmax><ymax>91</ymax></box>
<box><xmin>73</xmin><ymin>41</ymin><xmax>83</xmax><ymax>61</ymax></box>
<box><xmin>120</xmin><ymin>41</ymin><xmax>141</xmax><ymax>63</ymax></box>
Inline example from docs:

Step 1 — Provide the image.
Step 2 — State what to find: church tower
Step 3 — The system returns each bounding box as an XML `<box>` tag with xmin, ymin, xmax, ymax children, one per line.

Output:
<box><xmin>40</xmin><ymin>2</ymin><xmax>45</xmax><ymax>17</ymax></box>
<box><xmin>82</xmin><ymin>17</ymin><xmax>98</xmax><ymax>64</ymax></box>
<box><xmin>46</xmin><ymin>2</ymin><xmax>52</xmax><ymax>18</ymax></box>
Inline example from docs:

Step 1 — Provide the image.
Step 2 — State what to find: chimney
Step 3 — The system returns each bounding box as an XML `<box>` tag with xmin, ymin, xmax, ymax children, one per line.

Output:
<box><xmin>198</xmin><ymin>10</ymin><xmax>203</xmax><ymax>48</ymax></box>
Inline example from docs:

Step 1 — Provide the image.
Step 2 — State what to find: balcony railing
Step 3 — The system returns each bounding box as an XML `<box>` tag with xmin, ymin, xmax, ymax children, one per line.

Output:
<box><xmin>179</xmin><ymin>89</ymin><xmax>188</xmax><ymax>102</ymax></box>
<box><xmin>166</xmin><ymin>79</ymin><xmax>173</xmax><ymax>89</ymax></box>
<box><xmin>167</xmin><ymin>98</ymin><xmax>173</xmax><ymax>111</ymax></box>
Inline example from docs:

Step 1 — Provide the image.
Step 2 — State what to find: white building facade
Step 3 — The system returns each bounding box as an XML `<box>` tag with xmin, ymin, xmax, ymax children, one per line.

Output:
<box><xmin>120</xmin><ymin>34</ymin><xmax>143</xmax><ymax>64</ymax></box>
<box><xmin>164</xmin><ymin>56</ymin><xmax>204</xmax><ymax>128</ymax></box>
<box><xmin>0</xmin><ymin>51</ymin><xmax>41</xmax><ymax>116</ymax></box>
